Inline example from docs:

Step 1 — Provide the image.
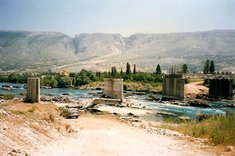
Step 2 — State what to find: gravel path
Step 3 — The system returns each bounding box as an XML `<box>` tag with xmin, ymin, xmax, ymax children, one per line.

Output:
<box><xmin>33</xmin><ymin>116</ymin><xmax>213</xmax><ymax>156</ymax></box>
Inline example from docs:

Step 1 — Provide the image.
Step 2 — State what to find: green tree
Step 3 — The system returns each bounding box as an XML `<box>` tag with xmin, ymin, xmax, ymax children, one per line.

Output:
<box><xmin>126</xmin><ymin>62</ymin><xmax>131</xmax><ymax>75</ymax></box>
<box><xmin>182</xmin><ymin>64</ymin><xmax>188</xmax><ymax>74</ymax></box>
<box><xmin>58</xmin><ymin>77</ymin><xmax>72</xmax><ymax>88</ymax></box>
<box><xmin>120</xmin><ymin>68</ymin><xmax>123</xmax><ymax>75</ymax></box>
<box><xmin>203</xmin><ymin>59</ymin><xmax>210</xmax><ymax>74</ymax></box>
<box><xmin>133</xmin><ymin>64</ymin><xmax>137</xmax><ymax>74</ymax></box>
<box><xmin>50</xmin><ymin>77</ymin><xmax>58</xmax><ymax>88</ymax></box>
<box><xmin>209</xmin><ymin>60</ymin><xmax>215</xmax><ymax>74</ymax></box>
<box><xmin>8</xmin><ymin>73</ymin><xmax>19</xmax><ymax>83</ymax></box>
<box><xmin>111</xmin><ymin>66</ymin><xmax>117</xmax><ymax>77</ymax></box>
<box><xmin>75</xmin><ymin>69</ymin><xmax>97</xmax><ymax>86</ymax></box>
<box><xmin>75</xmin><ymin>75</ymin><xmax>91</xmax><ymax>86</ymax></box>
<box><xmin>156</xmin><ymin>64</ymin><xmax>161</xmax><ymax>74</ymax></box>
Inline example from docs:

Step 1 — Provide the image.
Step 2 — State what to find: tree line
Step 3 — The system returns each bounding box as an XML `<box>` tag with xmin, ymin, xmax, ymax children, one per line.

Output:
<box><xmin>0</xmin><ymin>60</ymin><xmax>222</xmax><ymax>88</ymax></box>
<box><xmin>0</xmin><ymin>63</ymin><xmax>163</xmax><ymax>88</ymax></box>
<box><xmin>101</xmin><ymin>62</ymin><xmax>163</xmax><ymax>83</ymax></box>
<box><xmin>203</xmin><ymin>59</ymin><xmax>215</xmax><ymax>74</ymax></box>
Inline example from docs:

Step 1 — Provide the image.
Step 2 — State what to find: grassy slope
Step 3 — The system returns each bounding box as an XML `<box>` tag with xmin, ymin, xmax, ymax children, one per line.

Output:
<box><xmin>158</xmin><ymin>113</ymin><xmax>235</xmax><ymax>145</ymax></box>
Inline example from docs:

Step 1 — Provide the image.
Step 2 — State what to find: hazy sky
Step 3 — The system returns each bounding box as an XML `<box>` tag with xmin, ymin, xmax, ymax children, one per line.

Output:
<box><xmin>0</xmin><ymin>0</ymin><xmax>234</xmax><ymax>36</ymax></box>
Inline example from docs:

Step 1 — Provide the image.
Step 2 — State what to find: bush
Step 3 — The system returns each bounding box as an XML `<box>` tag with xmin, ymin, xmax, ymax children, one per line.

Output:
<box><xmin>123</xmin><ymin>84</ymin><xmax>128</xmax><ymax>90</ymax></box>
<box><xmin>75</xmin><ymin>75</ymin><xmax>92</xmax><ymax>86</ymax></box>
<box><xmin>159</xmin><ymin>113</ymin><xmax>235</xmax><ymax>145</ymax></box>
<box><xmin>58</xmin><ymin>77</ymin><xmax>72</xmax><ymax>88</ymax></box>
<box><xmin>41</xmin><ymin>76</ymin><xmax>58</xmax><ymax>87</ymax></box>
<box><xmin>75</xmin><ymin>69</ymin><xmax>97</xmax><ymax>86</ymax></box>
<box><xmin>0</xmin><ymin>94</ymin><xmax>15</xmax><ymax>100</ymax></box>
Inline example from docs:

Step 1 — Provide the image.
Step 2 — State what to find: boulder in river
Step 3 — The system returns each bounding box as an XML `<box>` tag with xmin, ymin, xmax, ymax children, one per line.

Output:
<box><xmin>187</xmin><ymin>99</ymin><xmax>211</xmax><ymax>107</ymax></box>
<box><xmin>224</xmin><ymin>103</ymin><xmax>235</xmax><ymax>107</ymax></box>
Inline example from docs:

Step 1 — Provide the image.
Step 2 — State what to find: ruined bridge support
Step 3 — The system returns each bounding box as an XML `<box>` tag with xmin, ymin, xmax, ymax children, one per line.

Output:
<box><xmin>162</xmin><ymin>75</ymin><xmax>185</xmax><ymax>100</ymax></box>
<box><xmin>27</xmin><ymin>77</ymin><xmax>40</xmax><ymax>103</ymax></box>
<box><xmin>104</xmin><ymin>79</ymin><xmax>123</xmax><ymax>102</ymax></box>
<box><xmin>209</xmin><ymin>78</ymin><xmax>234</xmax><ymax>99</ymax></box>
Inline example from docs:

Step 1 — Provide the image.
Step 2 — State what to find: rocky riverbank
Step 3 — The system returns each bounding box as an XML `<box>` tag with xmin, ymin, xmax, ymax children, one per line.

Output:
<box><xmin>1</xmin><ymin>95</ymin><xmax>235</xmax><ymax>155</ymax></box>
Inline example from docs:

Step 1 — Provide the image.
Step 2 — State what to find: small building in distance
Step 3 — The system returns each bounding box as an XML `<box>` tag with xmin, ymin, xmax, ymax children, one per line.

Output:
<box><xmin>62</xmin><ymin>70</ymin><xmax>69</xmax><ymax>77</ymax></box>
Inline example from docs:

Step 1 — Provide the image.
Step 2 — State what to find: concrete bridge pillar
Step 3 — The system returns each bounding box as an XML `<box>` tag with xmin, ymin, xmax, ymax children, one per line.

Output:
<box><xmin>27</xmin><ymin>77</ymin><xmax>40</xmax><ymax>103</ymax></box>
<box><xmin>209</xmin><ymin>79</ymin><xmax>233</xmax><ymax>99</ymax></box>
<box><xmin>104</xmin><ymin>79</ymin><xmax>123</xmax><ymax>101</ymax></box>
<box><xmin>162</xmin><ymin>75</ymin><xmax>185</xmax><ymax>100</ymax></box>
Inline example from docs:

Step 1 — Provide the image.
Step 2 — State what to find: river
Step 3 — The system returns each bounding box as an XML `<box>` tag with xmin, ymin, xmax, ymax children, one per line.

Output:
<box><xmin>0</xmin><ymin>82</ymin><xmax>96</xmax><ymax>99</ymax></box>
<box><xmin>1</xmin><ymin>82</ymin><xmax>234</xmax><ymax>119</ymax></box>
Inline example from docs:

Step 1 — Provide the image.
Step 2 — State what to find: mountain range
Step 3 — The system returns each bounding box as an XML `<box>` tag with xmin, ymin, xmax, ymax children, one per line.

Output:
<box><xmin>0</xmin><ymin>30</ymin><xmax>235</xmax><ymax>72</ymax></box>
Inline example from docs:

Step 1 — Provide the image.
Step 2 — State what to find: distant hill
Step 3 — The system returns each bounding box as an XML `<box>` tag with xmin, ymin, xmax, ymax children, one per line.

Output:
<box><xmin>0</xmin><ymin>30</ymin><xmax>235</xmax><ymax>72</ymax></box>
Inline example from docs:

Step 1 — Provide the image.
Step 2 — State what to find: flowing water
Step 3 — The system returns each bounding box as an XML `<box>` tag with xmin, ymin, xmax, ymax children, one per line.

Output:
<box><xmin>1</xmin><ymin>82</ymin><xmax>234</xmax><ymax>119</ymax></box>
<box><xmin>0</xmin><ymin>82</ymin><xmax>95</xmax><ymax>99</ymax></box>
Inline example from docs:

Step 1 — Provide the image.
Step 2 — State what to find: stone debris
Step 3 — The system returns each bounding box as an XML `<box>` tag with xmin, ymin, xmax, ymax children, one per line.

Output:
<box><xmin>226</xmin><ymin>146</ymin><xmax>234</xmax><ymax>152</ymax></box>
<box><xmin>0</xmin><ymin>99</ymin><xmax>6</xmax><ymax>103</ymax></box>
<box><xmin>8</xmin><ymin>149</ymin><xmax>28</xmax><ymax>156</ymax></box>
<box><xmin>0</xmin><ymin>109</ymin><xmax>11</xmax><ymax>116</ymax></box>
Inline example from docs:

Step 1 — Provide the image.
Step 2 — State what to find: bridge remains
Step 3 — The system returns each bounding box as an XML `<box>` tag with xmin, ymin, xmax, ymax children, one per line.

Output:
<box><xmin>27</xmin><ymin>77</ymin><xmax>40</xmax><ymax>103</ymax></box>
<box><xmin>104</xmin><ymin>79</ymin><xmax>123</xmax><ymax>102</ymax></box>
<box><xmin>209</xmin><ymin>78</ymin><xmax>234</xmax><ymax>99</ymax></box>
<box><xmin>162</xmin><ymin>74</ymin><xmax>185</xmax><ymax>100</ymax></box>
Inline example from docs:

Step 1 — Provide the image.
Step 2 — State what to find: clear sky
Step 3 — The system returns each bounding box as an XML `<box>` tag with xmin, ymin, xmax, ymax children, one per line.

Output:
<box><xmin>0</xmin><ymin>0</ymin><xmax>234</xmax><ymax>37</ymax></box>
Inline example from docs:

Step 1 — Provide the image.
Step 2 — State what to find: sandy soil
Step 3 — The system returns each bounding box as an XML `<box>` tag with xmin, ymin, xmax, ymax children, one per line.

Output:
<box><xmin>185</xmin><ymin>81</ymin><xmax>208</xmax><ymax>97</ymax></box>
<box><xmin>33</xmin><ymin>116</ymin><xmax>213</xmax><ymax>156</ymax></box>
<box><xmin>0</xmin><ymin>102</ymin><xmax>75</xmax><ymax>156</ymax></box>
<box><xmin>97</xmin><ymin>105</ymin><xmax>153</xmax><ymax>115</ymax></box>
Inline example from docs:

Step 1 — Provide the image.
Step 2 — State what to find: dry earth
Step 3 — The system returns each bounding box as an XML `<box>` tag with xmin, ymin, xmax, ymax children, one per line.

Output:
<box><xmin>185</xmin><ymin>81</ymin><xmax>209</xmax><ymax>97</ymax></box>
<box><xmin>33</xmin><ymin>116</ymin><xmax>213</xmax><ymax>156</ymax></box>
<box><xmin>0</xmin><ymin>102</ymin><xmax>75</xmax><ymax>156</ymax></box>
<box><xmin>0</xmin><ymin>99</ymin><xmax>234</xmax><ymax>156</ymax></box>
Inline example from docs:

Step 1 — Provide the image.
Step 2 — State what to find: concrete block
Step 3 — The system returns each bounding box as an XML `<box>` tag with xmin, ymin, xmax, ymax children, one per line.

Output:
<box><xmin>209</xmin><ymin>79</ymin><xmax>233</xmax><ymax>99</ymax></box>
<box><xmin>162</xmin><ymin>76</ymin><xmax>185</xmax><ymax>100</ymax></box>
<box><xmin>104</xmin><ymin>79</ymin><xmax>123</xmax><ymax>101</ymax></box>
<box><xmin>27</xmin><ymin>77</ymin><xmax>40</xmax><ymax>103</ymax></box>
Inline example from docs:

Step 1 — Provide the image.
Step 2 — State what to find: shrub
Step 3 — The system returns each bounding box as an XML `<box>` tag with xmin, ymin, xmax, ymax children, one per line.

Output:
<box><xmin>64</xmin><ymin>123</ymin><xmax>74</xmax><ymax>133</ymax></box>
<box><xmin>158</xmin><ymin>112</ymin><xmax>235</xmax><ymax>145</ymax></box>
<box><xmin>43</xmin><ymin>113</ymin><xmax>55</xmax><ymax>123</ymax></box>
<box><xmin>123</xmin><ymin>84</ymin><xmax>128</xmax><ymax>90</ymax></box>
<box><xmin>0</xmin><ymin>94</ymin><xmax>15</xmax><ymax>100</ymax></box>
<box><xmin>58</xmin><ymin>77</ymin><xmax>72</xmax><ymax>88</ymax></box>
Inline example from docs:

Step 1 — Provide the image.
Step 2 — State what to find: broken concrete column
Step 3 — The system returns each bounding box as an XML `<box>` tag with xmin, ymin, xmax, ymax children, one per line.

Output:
<box><xmin>209</xmin><ymin>78</ymin><xmax>234</xmax><ymax>99</ymax></box>
<box><xmin>162</xmin><ymin>75</ymin><xmax>185</xmax><ymax>100</ymax></box>
<box><xmin>27</xmin><ymin>77</ymin><xmax>40</xmax><ymax>103</ymax></box>
<box><xmin>104</xmin><ymin>79</ymin><xmax>123</xmax><ymax>101</ymax></box>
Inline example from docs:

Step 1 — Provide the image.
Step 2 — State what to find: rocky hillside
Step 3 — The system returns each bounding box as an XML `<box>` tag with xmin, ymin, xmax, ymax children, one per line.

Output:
<box><xmin>0</xmin><ymin>31</ymin><xmax>76</xmax><ymax>70</ymax></box>
<box><xmin>0</xmin><ymin>30</ymin><xmax>235</xmax><ymax>72</ymax></box>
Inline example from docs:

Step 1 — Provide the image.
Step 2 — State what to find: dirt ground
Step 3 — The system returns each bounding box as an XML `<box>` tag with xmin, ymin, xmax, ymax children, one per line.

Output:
<box><xmin>185</xmin><ymin>81</ymin><xmax>209</xmax><ymax>97</ymax></box>
<box><xmin>0</xmin><ymin>102</ymin><xmax>75</xmax><ymax>156</ymax></box>
<box><xmin>1</xmin><ymin>100</ymin><xmax>234</xmax><ymax>156</ymax></box>
<box><xmin>33</xmin><ymin>116</ymin><xmax>213</xmax><ymax>156</ymax></box>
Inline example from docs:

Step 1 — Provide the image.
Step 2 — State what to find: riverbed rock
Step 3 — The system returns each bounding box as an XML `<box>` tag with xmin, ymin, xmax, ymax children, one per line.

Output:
<box><xmin>195</xmin><ymin>93</ymin><xmax>208</xmax><ymax>99</ymax></box>
<box><xmin>226</xmin><ymin>146</ymin><xmax>234</xmax><ymax>152</ymax></box>
<box><xmin>224</xmin><ymin>103</ymin><xmax>235</xmax><ymax>107</ymax></box>
<box><xmin>179</xmin><ymin>116</ymin><xmax>190</xmax><ymax>121</ymax></box>
<box><xmin>41</xmin><ymin>96</ymin><xmax>52</xmax><ymax>102</ymax></box>
<box><xmin>9</xmin><ymin>149</ymin><xmax>28</xmax><ymax>156</ymax></box>
<box><xmin>196</xmin><ymin>114</ymin><xmax>210</xmax><ymax>121</ymax></box>
<box><xmin>51</xmin><ymin>96</ymin><xmax>73</xmax><ymax>103</ymax></box>
<box><xmin>128</xmin><ymin>112</ymin><xmax>134</xmax><ymax>116</ymax></box>
<box><xmin>187</xmin><ymin>99</ymin><xmax>210</xmax><ymax>107</ymax></box>
<box><xmin>0</xmin><ymin>99</ymin><xmax>6</xmax><ymax>103</ymax></box>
